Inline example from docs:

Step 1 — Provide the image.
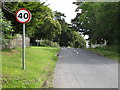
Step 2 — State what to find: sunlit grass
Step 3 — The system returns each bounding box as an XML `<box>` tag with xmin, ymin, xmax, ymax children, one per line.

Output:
<box><xmin>85</xmin><ymin>46</ymin><xmax>119</xmax><ymax>62</ymax></box>
<box><xmin>2</xmin><ymin>47</ymin><xmax>59</xmax><ymax>88</ymax></box>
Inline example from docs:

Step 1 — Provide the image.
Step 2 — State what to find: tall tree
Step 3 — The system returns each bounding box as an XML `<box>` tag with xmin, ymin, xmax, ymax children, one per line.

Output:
<box><xmin>72</xmin><ymin>2</ymin><xmax>119</xmax><ymax>46</ymax></box>
<box><xmin>54</xmin><ymin>11</ymin><xmax>86</xmax><ymax>47</ymax></box>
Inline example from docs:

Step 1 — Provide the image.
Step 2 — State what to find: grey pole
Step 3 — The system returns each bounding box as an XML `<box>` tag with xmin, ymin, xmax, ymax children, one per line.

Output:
<box><xmin>22</xmin><ymin>23</ymin><xmax>25</xmax><ymax>70</ymax></box>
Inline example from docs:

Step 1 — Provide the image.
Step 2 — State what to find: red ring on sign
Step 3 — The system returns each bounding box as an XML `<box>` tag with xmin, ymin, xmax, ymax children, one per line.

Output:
<box><xmin>16</xmin><ymin>8</ymin><xmax>31</xmax><ymax>23</ymax></box>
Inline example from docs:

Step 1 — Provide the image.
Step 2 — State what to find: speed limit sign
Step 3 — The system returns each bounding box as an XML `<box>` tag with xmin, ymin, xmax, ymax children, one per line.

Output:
<box><xmin>15</xmin><ymin>8</ymin><xmax>32</xmax><ymax>70</ymax></box>
<box><xmin>16</xmin><ymin>8</ymin><xmax>31</xmax><ymax>23</ymax></box>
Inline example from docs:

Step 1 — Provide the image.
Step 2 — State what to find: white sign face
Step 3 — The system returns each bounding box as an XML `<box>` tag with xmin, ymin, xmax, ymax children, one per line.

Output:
<box><xmin>16</xmin><ymin>8</ymin><xmax>31</xmax><ymax>23</ymax></box>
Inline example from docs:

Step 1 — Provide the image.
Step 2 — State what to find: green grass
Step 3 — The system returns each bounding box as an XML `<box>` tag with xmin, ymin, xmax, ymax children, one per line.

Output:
<box><xmin>1</xmin><ymin>46</ymin><xmax>60</xmax><ymax>88</ymax></box>
<box><xmin>85</xmin><ymin>46</ymin><xmax>119</xmax><ymax>62</ymax></box>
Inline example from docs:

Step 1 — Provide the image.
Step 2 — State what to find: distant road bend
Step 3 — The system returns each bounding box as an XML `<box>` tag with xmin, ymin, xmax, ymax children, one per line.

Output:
<box><xmin>53</xmin><ymin>47</ymin><xmax>118</xmax><ymax>88</ymax></box>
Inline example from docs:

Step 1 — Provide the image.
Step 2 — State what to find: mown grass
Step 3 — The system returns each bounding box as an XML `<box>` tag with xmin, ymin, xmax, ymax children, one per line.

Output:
<box><xmin>85</xmin><ymin>46</ymin><xmax>119</xmax><ymax>62</ymax></box>
<box><xmin>1</xmin><ymin>47</ymin><xmax>59</xmax><ymax>88</ymax></box>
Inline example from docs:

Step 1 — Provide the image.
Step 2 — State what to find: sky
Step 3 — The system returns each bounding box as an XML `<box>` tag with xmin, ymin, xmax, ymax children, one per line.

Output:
<box><xmin>43</xmin><ymin>0</ymin><xmax>77</xmax><ymax>24</ymax></box>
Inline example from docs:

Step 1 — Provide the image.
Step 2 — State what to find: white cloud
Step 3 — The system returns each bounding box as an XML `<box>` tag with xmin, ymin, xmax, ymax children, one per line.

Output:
<box><xmin>43</xmin><ymin>0</ymin><xmax>77</xmax><ymax>24</ymax></box>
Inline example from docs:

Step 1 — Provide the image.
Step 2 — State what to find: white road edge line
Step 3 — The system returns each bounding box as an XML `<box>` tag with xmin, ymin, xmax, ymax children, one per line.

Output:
<box><xmin>76</xmin><ymin>51</ymin><xmax>79</xmax><ymax>54</ymax></box>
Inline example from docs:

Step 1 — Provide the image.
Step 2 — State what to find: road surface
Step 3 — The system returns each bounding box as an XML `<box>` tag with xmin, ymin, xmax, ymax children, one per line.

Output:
<box><xmin>53</xmin><ymin>47</ymin><xmax>118</xmax><ymax>88</ymax></box>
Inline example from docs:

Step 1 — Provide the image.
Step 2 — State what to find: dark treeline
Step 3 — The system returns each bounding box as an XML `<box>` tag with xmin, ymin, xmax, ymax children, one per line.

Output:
<box><xmin>72</xmin><ymin>2</ymin><xmax>120</xmax><ymax>49</ymax></box>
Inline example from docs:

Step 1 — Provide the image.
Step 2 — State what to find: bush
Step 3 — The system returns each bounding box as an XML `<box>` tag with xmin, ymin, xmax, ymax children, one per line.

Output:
<box><xmin>95</xmin><ymin>46</ymin><xmax>119</xmax><ymax>53</ymax></box>
<box><xmin>70</xmin><ymin>31</ymin><xmax>86</xmax><ymax>48</ymax></box>
<box><xmin>1</xmin><ymin>39</ymin><xmax>9</xmax><ymax>48</ymax></box>
<box><xmin>40</xmin><ymin>40</ymin><xmax>60</xmax><ymax>47</ymax></box>
<box><xmin>1</xmin><ymin>9</ymin><xmax>14</xmax><ymax>48</ymax></box>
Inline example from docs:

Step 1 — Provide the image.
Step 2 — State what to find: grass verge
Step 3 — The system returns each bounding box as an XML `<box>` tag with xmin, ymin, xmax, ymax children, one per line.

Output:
<box><xmin>1</xmin><ymin>46</ymin><xmax>60</xmax><ymax>88</ymax></box>
<box><xmin>85</xmin><ymin>46</ymin><xmax>119</xmax><ymax>62</ymax></box>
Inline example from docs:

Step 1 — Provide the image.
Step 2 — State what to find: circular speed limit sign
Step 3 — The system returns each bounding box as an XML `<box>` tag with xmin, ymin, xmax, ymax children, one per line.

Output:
<box><xmin>16</xmin><ymin>8</ymin><xmax>31</xmax><ymax>23</ymax></box>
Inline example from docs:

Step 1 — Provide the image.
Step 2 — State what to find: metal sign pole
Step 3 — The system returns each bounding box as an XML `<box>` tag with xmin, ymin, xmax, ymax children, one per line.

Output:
<box><xmin>22</xmin><ymin>23</ymin><xmax>25</xmax><ymax>70</ymax></box>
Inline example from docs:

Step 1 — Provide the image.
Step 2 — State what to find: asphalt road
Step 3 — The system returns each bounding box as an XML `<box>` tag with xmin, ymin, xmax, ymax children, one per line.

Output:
<box><xmin>53</xmin><ymin>47</ymin><xmax>118</xmax><ymax>88</ymax></box>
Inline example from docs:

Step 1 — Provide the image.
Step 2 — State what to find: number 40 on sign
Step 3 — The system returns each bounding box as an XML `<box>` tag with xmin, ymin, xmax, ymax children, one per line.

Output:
<box><xmin>16</xmin><ymin>8</ymin><xmax>31</xmax><ymax>23</ymax></box>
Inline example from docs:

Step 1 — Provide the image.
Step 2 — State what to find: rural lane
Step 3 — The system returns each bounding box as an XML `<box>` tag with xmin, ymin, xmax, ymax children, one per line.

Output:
<box><xmin>53</xmin><ymin>47</ymin><xmax>118</xmax><ymax>88</ymax></box>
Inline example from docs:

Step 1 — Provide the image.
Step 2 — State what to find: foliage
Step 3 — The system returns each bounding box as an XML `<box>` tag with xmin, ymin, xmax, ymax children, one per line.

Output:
<box><xmin>34</xmin><ymin>17</ymin><xmax>62</xmax><ymax>41</ymax></box>
<box><xmin>54</xmin><ymin>11</ymin><xmax>86</xmax><ymax>48</ymax></box>
<box><xmin>70</xmin><ymin>31</ymin><xmax>86</xmax><ymax>48</ymax></box>
<box><xmin>2</xmin><ymin>47</ymin><xmax>59</xmax><ymax>88</ymax></box>
<box><xmin>40</xmin><ymin>40</ymin><xmax>60</xmax><ymax>48</ymax></box>
<box><xmin>0</xmin><ymin>9</ymin><xmax>14</xmax><ymax>47</ymax></box>
<box><xmin>72</xmin><ymin>2</ymin><xmax>119</xmax><ymax>46</ymax></box>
